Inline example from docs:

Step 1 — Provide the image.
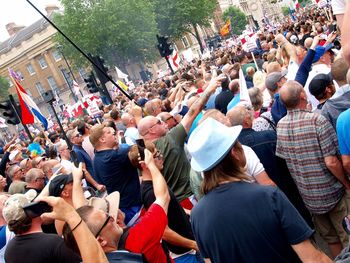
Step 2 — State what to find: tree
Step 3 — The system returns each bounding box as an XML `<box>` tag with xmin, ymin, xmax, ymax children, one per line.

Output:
<box><xmin>282</xmin><ymin>6</ymin><xmax>290</xmax><ymax>16</ymax></box>
<box><xmin>0</xmin><ymin>76</ymin><xmax>10</xmax><ymax>101</ymax></box>
<box><xmin>222</xmin><ymin>7</ymin><xmax>247</xmax><ymax>36</ymax></box>
<box><xmin>152</xmin><ymin>0</ymin><xmax>217</xmax><ymax>53</ymax></box>
<box><xmin>53</xmin><ymin>0</ymin><xmax>159</xmax><ymax>69</ymax></box>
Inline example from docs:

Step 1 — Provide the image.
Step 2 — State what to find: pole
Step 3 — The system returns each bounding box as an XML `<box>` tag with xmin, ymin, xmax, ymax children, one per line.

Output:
<box><xmin>58</xmin><ymin>45</ymin><xmax>77</xmax><ymax>82</ymax></box>
<box><xmin>60</xmin><ymin>68</ymin><xmax>78</xmax><ymax>102</ymax></box>
<box><xmin>165</xmin><ymin>57</ymin><xmax>174</xmax><ymax>74</ymax></box>
<box><xmin>48</xmin><ymin>102</ymin><xmax>79</xmax><ymax>164</ymax></box>
<box><xmin>9</xmin><ymin>95</ymin><xmax>33</xmax><ymax>142</ymax></box>
<box><xmin>26</xmin><ymin>0</ymin><xmax>133</xmax><ymax>102</ymax></box>
<box><xmin>49</xmin><ymin>102</ymin><xmax>71</xmax><ymax>149</ymax></box>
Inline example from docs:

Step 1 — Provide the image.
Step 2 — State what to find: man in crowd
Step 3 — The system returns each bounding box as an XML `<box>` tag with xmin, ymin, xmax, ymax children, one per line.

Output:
<box><xmin>3</xmin><ymin>190</ymin><xmax>81</xmax><ymax>263</ymax></box>
<box><xmin>90</xmin><ymin>123</ymin><xmax>142</xmax><ymax>224</ymax></box>
<box><xmin>24</xmin><ymin>168</ymin><xmax>46</xmax><ymax>194</ymax></box>
<box><xmin>64</xmin><ymin>148</ymin><xmax>172</xmax><ymax>263</ymax></box>
<box><xmin>67</xmin><ymin>129</ymin><xmax>105</xmax><ymax>192</ymax></box>
<box><xmin>276</xmin><ymin>80</ymin><xmax>350</xmax><ymax>257</ymax></box>
<box><xmin>138</xmin><ymin>74</ymin><xmax>225</xmax><ymax>209</ymax></box>
<box><xmin>187</xmin><ymin>118</ymin><xmax>331</xmax><ymax>262</ymax></box>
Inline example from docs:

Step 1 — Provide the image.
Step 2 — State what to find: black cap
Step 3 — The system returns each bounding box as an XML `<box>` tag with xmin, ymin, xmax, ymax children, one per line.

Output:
<box><xmin>309</xmin><ymin>73</ymin><xmax>332</xmax><ymax>98</ymax></box>
<box><xmin>48</xmin><ymin>174</ymin><xmax>73</xmax><ymax>197</ymax></box>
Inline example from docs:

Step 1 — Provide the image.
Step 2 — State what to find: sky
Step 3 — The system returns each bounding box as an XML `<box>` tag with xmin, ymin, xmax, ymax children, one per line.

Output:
<box><xmin>0</xmin><ymin>0</ymin><xmax>61</xmax><ymax>42</ymax></box>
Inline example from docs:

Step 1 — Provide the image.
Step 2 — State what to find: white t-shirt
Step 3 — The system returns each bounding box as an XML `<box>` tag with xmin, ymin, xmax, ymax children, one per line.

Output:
<box><xmin>304</xmin><ymin>63</ymin><xmax>331</xmax><ymax>111</ymax></box>
<box><xmin>124</xmin><ymin>127</ymin><xmax>139</xmax><ymax>144</ymax></box>
<box><xmin>242</xmin><ymin>145</ymin><xmax>265</xmax><ymax>179</ymax></box>
<box><xmin>332</xmin><ymin>0</ymin><xmax>346</xmax><ymax>15</ymax></box>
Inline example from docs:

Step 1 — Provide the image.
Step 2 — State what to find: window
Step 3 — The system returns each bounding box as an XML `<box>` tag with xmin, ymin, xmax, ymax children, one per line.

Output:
<box><xmin>26</xmin><ymin>64</ymin><xmax>35</xmax><ymax>75</ymax></box>
<box><xmin>181</xmin><ymin>36</ymin><xmax>190</xmax><ymax>48</ymax></box>
<box><xmin>38</xmin><ymin>57</ymin><xmax>47</xmax><ymax>69</ymax></box>
<box><xmin>78</xmin><ymin>68</ymin><xmax>88</xmax><ymax>79</ymax></box>
<box><xmin>60</xmin><ymin>67</ymin><xmax>73</xmax><ymax>87</ymax></box>
<box><xmin>189</xmin><ymin>34</ymin><xmax>198</xmax><ymax>45</ymax></box>
<box><xmin>47</xmin><ymin>76</ymin><xmax>59</xmax><ymax>94</ymax></box>
<box><xmin>52</xmin><ymin>50</ymin><xmax>62</xmax><ymax>61</ymax></box>
<box><xmin>35</xmin><ymin>82</ymin><xmax>46</xmax><ymax>98</ymax></box>
<box><xmin>25</xmin><ymin>88</ymin><xmax>33</xmax><ymax>97</ymax></box>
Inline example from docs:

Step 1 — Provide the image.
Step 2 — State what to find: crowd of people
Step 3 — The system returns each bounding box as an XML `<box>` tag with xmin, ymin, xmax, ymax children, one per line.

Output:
<box><xmin>1</xmin><ymin>1</ymin><xmax>350</xmax><ymax>262</ymax></box>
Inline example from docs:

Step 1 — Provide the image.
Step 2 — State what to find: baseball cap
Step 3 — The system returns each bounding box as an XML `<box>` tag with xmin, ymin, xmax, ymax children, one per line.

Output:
<box><xmin>309</xmin><ymin>73</ymin><xmax>333</xmax><ymax>98</ymax></box>
<box><xmin>187</xmin><ymin>118</ymin><xmax>242</xmax><ymax>172</ymax></box>
<box><xmin>48</xmin><ymin>173</ymin><xmax>73</xmax><ymax>197</ymax></box>
<box><xmin>313</xmin><ymin>44</ymin><xmax>334</xmax><ymax>63</ymax></box>
<box><xmin>265</xmin><ymin>70</ymin><xmax>288</xmax><ymax>92</ymax></box>
<box><xmin>2</xmin><ymin>189</ymin><xmax>37</xmax><ymax>223</ymax></box>
<box><xmin>88</xmin><ymin>191</ymin><xmax>120</xmax><ymax>219</ymax></box>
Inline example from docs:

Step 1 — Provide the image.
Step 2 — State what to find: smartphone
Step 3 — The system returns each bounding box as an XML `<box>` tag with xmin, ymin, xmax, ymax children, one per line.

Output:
<box><xmin>23</xmin><ymin>201</ymin><xmax>52</xmax><ymax>219</ymax></box>
<box><xmin>135</xmin><ymin>139</ymin><xmax>145</xmax><ymax>161</ymax></box>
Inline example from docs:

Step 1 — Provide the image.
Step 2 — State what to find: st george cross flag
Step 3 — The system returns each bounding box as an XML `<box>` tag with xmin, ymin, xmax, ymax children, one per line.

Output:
<box><xmin>167</xmin><ymin>50</ymin><xmax>181</xmax><ymax>71</ymax></box>
<box><xmin>8</xmin><ymin>68</ymin><xmax>48</xmax><ymax>130</ymax></box>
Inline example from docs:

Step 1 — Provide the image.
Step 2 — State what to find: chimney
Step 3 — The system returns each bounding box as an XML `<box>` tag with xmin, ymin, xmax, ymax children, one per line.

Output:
<box><xmin>6</xmin><ymin>23</ymin><xmax>25</xmax><ymax>36</ymax></box>
<box><xmin>45</xmin><ymin>5</ymin><xmax>59</xmax><ymax>16</ymax></box>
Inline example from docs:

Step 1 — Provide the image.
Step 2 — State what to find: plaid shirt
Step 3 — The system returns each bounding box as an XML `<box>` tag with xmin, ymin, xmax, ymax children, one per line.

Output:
<box><xmin>276</xmin><ymin>109</ymin><xmax>344</xmax><ymax>215</ymax></box>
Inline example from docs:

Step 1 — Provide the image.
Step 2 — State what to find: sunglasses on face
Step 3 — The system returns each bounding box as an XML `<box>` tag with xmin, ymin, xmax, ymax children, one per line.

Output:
<box><xmin>95</xmin><ymin>214</ymin><xmax>112</xmax><ymax>238</ymax></box>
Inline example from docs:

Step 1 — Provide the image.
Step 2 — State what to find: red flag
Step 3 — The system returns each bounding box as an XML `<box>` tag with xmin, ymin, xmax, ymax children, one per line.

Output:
<box><xmin>295</xmin><ymin>0</ymin><xmax>300</xmax><ymax>9</ymax></box>
<box><xmin>14</xmin><ymin>79</ymin><xmax>34</xmax><ymax>125</ymax></box>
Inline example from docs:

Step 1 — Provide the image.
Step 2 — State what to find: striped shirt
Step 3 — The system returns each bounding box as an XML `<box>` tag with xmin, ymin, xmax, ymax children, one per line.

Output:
<box><xmin>276</xmin><ymin>109</ymin><xmax>344</xmax><ymax>215</ymax></box>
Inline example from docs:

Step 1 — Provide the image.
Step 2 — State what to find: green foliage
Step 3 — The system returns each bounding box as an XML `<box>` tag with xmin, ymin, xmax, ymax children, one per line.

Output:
<box><xmin>152</xmin><ymin>0</ymin><xmax>217</xmax><ymax>38</ymax></box>
<box><xmin>222</xmin><ymin>6</ymin><xmax>247</xmax><ymax>35</ymax></box>
<box><xmin>53</xmin><ymin>0</ymin><xmax>159</xmax><ymax>68</ymax></box>
<box><xmin>0</xmin><ymin>76</ymin><xmax>10</xmax><ymax>101</ymax></box>
<box><xmin>282</xmin><ymin>6</ymin><xmax>290</xmax><ymax>16</ymax></box>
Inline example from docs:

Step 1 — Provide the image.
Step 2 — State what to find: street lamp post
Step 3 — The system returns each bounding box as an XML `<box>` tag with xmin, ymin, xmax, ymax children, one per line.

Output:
<box><xmin>56</xmin><ymin>44</ymin><xmax>79</xmax><ymax>102</ymax></box>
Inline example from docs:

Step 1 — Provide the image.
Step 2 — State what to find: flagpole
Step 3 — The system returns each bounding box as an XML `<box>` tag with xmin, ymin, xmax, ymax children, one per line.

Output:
<box><xmin>250</xmin><ymin>52</ymin><xmax>260</xmax><ymax>71</ymax></box>
<box><xmin>9</xmin><ymin>95</ymin><xmax>33</xmax><ymax>142</ymax></box>
<box><xmin>26</xmin><ymin>0</ymin><xmax>134</xmax><ymax>102</ymax></box>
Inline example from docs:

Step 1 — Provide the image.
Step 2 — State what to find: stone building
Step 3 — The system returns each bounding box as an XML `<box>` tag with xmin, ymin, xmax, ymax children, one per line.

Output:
<box><xmin>0</xmin><ymin>6</ymin><xmax>87</xmax><ymax>116</ymax></box>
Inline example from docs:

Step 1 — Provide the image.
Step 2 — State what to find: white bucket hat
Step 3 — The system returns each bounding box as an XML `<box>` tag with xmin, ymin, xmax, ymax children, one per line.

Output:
<box><xmin>88</xmin><ymin>191</ymin><xmax>120</xmax><ymax>219</ymax></box>
<box><xmin>187</xmin><ymin>118</ymin><xmax>242</xmax><ymax>172</ymax></box>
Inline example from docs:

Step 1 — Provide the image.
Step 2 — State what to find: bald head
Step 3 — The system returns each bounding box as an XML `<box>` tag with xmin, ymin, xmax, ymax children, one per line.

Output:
<box><xmin>266</xmin><ymin>62</ymin><xmax>281</xmax><ymax>74</ymax></box>
<box><xmin>227</xmin><ymin>105</ymin><xmax>253</xmax><ymax>128</ymax></box>
<box><xmin>304</xmin><ymin>37</ymin><xmax>313</xmax><ymax>49</ymax></box>
<box><xmin>138</xmin><ymin>116</ymin><xmax>168</xmax><ymax>140</ymax></box>
<box><xmin>229</xmin><ymin>79</ymin><xmax>240</xmax><ymax>94</ymax></box>
<box><xmin>279</xmin><ymin>80</ymin><xmax>305</xmax><ymax>110</ymax></box>
<box><xmin>121</xmin><ymin>113</ymin><xmax>136</xmax><ymax>128</ymax></box>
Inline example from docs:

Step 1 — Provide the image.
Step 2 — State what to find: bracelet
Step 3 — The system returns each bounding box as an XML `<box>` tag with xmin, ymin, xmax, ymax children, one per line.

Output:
<box><xmin>71</xmin><ymin>218</ymin><xmax>82</xmax><ymax>232</ymax></box>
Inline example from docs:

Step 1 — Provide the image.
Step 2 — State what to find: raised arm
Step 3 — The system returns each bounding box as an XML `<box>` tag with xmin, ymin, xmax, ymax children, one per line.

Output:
<box><xmin>143</xmin><ymin>149</ymin><xmax>170</xmax><ymax>213</ymax></box>
<box><xmin>40</xmin><ymin>196</ymin><xmax>108</xmax><ymax>263</ymax></box>
<box><xmin>181</xmin><ymin>73</ymin><xmax>225</xmax><ymax>133</ymax></box>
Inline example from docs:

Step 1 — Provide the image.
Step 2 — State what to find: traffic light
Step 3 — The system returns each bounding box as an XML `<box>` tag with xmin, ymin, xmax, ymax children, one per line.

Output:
<box><xmin>0</xmin><ymin>100</ymin><xmax>21</xmax><ymax>125</ymax></box>
<box><xmin>84</xmin><ymin>72</ymin><xmax>99</xmax><ymax>93</ymax></box>
<box><xmin>91</xmin><ymin>55</ymin><xmax>111</xmax><ymax>84</ymax></box>
<box><xmin>157</xmin><ymin>35</ymin><xmax>173</xmax><ymax>57</ymax></box>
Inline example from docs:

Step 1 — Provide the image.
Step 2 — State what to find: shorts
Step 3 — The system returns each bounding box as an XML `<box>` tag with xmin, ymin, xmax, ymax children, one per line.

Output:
<box><xmin>313</xmin><ymin>192</ymin><xmax>349</xmax><ymax>247</ymax></box>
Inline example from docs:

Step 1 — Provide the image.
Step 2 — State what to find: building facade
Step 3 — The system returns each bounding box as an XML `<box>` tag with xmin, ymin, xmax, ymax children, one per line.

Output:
<box><xmin>0</xmin><ymin>6</ymin><xmax>87</xmax><ymax>116</ymax></box>
<box><xmin>217</xmin><ymin>0</ymin><xmax>282</xmax><ymax>28</ymax></box>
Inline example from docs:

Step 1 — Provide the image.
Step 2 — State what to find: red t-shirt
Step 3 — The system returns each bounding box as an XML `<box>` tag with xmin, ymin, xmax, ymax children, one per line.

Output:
<box><xmin>126</xmin><ymin>203</ymin><xmax>172</xmax><ymax>263</ymax></box>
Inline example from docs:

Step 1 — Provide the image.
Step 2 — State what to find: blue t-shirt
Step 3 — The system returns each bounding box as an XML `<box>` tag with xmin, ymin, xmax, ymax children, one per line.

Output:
<box><xmin>337</xmin><ymin>108</ymin><xmax>350</xmax><ymax>155</ymax></box>
<box><xmin>93</xmin><ymin>144</ymin><xmax>141</xmax><ymax>208</ymax></box>
<box><xmin>227</xmin><ymin>94</ymin><xmax>240</xmax><ymax>112</ymax></box>
<box><xmin>271</xmin><ymin>93</ymin><xmax>287</xmax><ymax>124</ymax></box>
<box><xmin>191</xmin><ymin>182</ymin><xmax>313</xmax><ymax>263</ymax></box>
<box><xmin>72</xmin><ymin>145</ymin><xmax>94</xmax><ymax>178</ymax></box>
